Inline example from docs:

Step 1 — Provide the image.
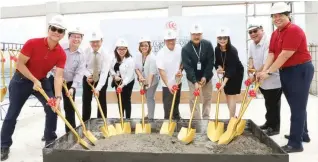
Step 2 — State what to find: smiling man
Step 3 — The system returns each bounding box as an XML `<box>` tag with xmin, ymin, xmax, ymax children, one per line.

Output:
<box><xmin>1</xmin><ymin>15</ymin><xmax>67</xmax><ymax>161</ymax></box>
<box><xmin>258</xmin><ymin>2</ymin><xmax>314</xmax><ymax>153</ymax></box>
<box><xmin>248</xmin><ymin>24</ymin><xmax>282</xmax><ymax>136</ymax></box>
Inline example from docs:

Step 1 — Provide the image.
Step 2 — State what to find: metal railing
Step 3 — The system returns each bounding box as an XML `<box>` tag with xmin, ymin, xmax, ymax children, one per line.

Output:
<box><xmin>309</xmin><ymin>44</ymin><xmax>318</xmax><ymax>96</ymax></box>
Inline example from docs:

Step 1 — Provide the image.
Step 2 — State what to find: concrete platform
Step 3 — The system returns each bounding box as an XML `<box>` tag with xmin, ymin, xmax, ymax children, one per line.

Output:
<box><xmin>0</xmin><ymin>94</ymin><xmax>317</xmax><ymax>162</ymax></box>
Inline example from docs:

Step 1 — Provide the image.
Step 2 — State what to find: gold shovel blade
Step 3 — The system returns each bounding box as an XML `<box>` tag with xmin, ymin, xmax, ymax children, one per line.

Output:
<box><xmin>135</xmin><ymin>123</ymin><xmax>151</xmax><ymax>134</ymax></box>
<box><xmin>100</xmin><ymin>124</ymin><xmax>117</xmax><ymax>137</ymax></box>
<box><xmin>78</xmin><ymin>138</ymin><xmax>90</xmax><ymax>150</ymax></box>
<box><xmin>0</xmin><ymin>87</ymin><xmax>7</xmax><ymax>102</ymax></box>
<box><xmin>115</xmin><ymin>122</ymin><xmax>131</xmax><ymax>134</ymax></box>
<box><xmin>177</xmin><ymin>127</ymin><xmax>196</xmax><ymax>144</ymax></box>
<box><xmin>218</xmin><ymin>117</ymin><xmax>238</xmax><ymax>145</ymax></box>
<box><xmin>159</xmin><ymin>121</ymin><xmax>176</xmax><ymax>136</ymax></box>
<box><xmin>207</xmin><ymin>121</ymin><xmax>225</xmax><ymax>142</ymax></box>
<box><xmin>83</xmin><ymin>130</ymin><xmax>98</xmax><ymax>145</ymax></box>
<box><xmin>235</xmin><ymin>119</ymin><xmax>247</xmax><ymax>136</ymax></box>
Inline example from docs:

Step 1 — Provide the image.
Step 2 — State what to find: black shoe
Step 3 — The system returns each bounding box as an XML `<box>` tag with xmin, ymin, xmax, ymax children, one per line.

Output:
<box><xmin>1</xmin><ymin>147</ymin><xmax>10</xmax><ymax>161</ymax></box>
<box><xmin>281</xmin><ymin>145</ymin><xmax>303</xmax><ymax>153</ymax></box>
<box><xmin>259</xmin><ymin>124</ymin><xmax>269</xmax><ymax>130</ymax></box>
<box><xmin>263</xmin><ymin>127</ymin><xmax>279</xmax><ymax>136</ymax></box>
<box><xmin>284</xmin><ymin>134</ymin><xmax>311</xmax><ymax>143</ymax></box>
<box><xmin>41</xmin><ymin>136</ymin><xmax>45</xmax><ymax>141</ymax></box>
<box><xmin>45</xmin><ymin>140</ymin><xmax>54</xmax><ymax>146</ymax></box>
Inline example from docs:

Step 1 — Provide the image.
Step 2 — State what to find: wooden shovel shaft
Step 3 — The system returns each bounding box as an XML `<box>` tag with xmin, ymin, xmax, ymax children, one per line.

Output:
<box><xmin>141</xmin><ymin>93</ymin><xmax>145</xmax><ymax>127</ymax></box>
<box><xmin>215</xmin><ymin>90</ymin><xmax>221</xmax><ymax>127</ymax></box>
<box><xmin>62</xmin><ymin>83</ymin><xmax>88</xmax><ymax>132</ymax></box>
<box><xmin>239</xmin><ymin>85</ymin><xmax>250</xmax><ymax>116</ymax></box>
<box><xmin>168</xmin><ymin>76</ymin><xmax>182</xmax><ymax>124</ymax></box>
<box><xmin>87</xmin><ymin>82</ymin><xmax>108</xmax><ymax>127</ymax></box>
<box><xmin>188</xmin><ymin>95</ymin><xmax>198</xmax><ymax>130</ymax></box>
<box><xmin>37</xmin><ymin>88</ymin><xmax>81</xmax><ymax>140</ymax></box>
<box><xmin>118</xmin><ymin>92</ymin><xmax>124</xmax><ymax>127</ymax></box>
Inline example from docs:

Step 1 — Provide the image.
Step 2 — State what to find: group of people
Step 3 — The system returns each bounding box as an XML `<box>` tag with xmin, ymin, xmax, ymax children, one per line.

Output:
<box><xmin>0</xmin><ymin>2</ymin><xmax>314</xmax><ymax>161</ymax></box>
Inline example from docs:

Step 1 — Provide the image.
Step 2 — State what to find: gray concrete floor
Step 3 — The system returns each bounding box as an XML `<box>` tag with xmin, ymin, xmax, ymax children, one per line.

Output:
<box><xmin>0</xmin><ymin>94</ymin><xmax>317</xmax><ymax>162</ymax></box>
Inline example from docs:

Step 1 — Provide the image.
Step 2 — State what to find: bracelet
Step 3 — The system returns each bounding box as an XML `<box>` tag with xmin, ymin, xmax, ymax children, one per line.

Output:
<box><xmin>55</xmin><ymin>96</ymin><xmax>62</xmax><ymax>100</ymax></box>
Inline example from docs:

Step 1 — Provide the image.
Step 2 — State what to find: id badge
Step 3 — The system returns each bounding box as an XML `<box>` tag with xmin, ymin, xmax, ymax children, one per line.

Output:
<box><xmin>197</xmin><ymin>62</ymin><xmax>201</xmax><ymax>70</ymax></box>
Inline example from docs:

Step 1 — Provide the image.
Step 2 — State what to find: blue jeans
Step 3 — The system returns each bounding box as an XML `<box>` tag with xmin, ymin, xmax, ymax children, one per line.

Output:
<box><xmin>280</xmin><ymin>61</ymin><xmax>314</xmax><ymax>149</ymax></box>
<box><xmin>0</xmin><ymin>72</ymin><xmax>57</xmax><ymax>148</ymax></box>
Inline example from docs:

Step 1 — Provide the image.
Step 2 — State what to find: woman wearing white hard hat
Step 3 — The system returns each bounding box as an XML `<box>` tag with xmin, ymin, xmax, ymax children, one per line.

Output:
<box><xmin>110</xmin><ymin>39</ymin><xmax>135</xmax><ymax>119</ymax></box>
<box><xmin>258</xmin><ymin>2</ymin><xmax>313</xmax><ymax>153</ymax></box>
<box><xmin>135</xmin><ymin>37</ymin><xmax>159</xmax><ymax>119</ymax></box>
<box><xmin>214</xmin><ymin>27</ymin><xmax>244</xmax><ymax>118</ymax></box>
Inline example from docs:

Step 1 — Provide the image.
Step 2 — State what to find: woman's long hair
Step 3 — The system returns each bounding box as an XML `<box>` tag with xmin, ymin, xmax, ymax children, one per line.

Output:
<box><xmin>217</xmin><ymin>36</ymin><xmax>232</xmax><ymax>51</ymax></box>
<box><xmin>114</xmin><ymin>47</ymin><xmax>131</xmax><ymax>62</ymax></box>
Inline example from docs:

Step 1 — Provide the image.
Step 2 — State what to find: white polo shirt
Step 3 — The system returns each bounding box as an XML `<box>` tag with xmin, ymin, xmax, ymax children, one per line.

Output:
<box><xmin>249</xmin><ymin>34</ymin><xmax>281</xmax><ymax>90</ymax></box>
<box><xmin>156</xmin><ymin>44</ymin><xmax>182</xmax><ymax>88</ymax></box>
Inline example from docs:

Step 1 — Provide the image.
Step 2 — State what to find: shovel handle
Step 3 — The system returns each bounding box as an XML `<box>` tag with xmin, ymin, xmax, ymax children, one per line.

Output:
<box><xmin>188</xmin><ymin>95</ymin><xmax>199</xmax><ymax>130</ymax></box>
<box><xmin>139</xmin><ymin>81</ymin><xmax>145</xmax><ymax>128</ymax></box>
<box><xmin>168</xmin><ymin>75</ymin><xmax>182</xmax><ymax>123</ymax></box>
<box><xmin>1</xmin><ymin>51</ymin><xmax>5</xmax><ymax>86</ymax></box>
<box><xmin>87</xmin><ymin>81</ymin><xmax>108</xmax><ymax>127</ymax></box>
<box><xmin>37</xmin><ymin>88</ymin><xmax>81</xmax><ymax>142</ymax></box>
<box><xmin>62</xmin><ymin>82</ymin><xmax>88</xmax><ymax>132</ymax></box>
<box><xmin>118</xmin><ymin>91</ymin><xmax>124</xmax><ymax>127</ymax></box>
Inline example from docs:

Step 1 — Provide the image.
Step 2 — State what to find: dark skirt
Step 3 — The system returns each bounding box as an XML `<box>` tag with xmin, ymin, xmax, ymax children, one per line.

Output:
<box><xmin>224</xmin><ymin>71</ymin><xmax>244</xmax><ymax>95</ymax></box>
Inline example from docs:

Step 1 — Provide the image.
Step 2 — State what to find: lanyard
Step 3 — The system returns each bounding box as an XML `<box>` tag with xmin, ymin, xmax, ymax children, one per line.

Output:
<box><xmin>192</xmin><ymin>44</ymin><xmax>201</xmax><ymax>62</ymax></box>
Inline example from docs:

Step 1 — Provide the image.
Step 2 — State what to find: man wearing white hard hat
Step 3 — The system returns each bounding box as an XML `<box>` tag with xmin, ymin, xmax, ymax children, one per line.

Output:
<box><xmin>181</xmin><ymin>24</ymin><xmax>214</xmax><ymax>119</ymax></box>
<box><xmin>1</xmin><ymin>15</ymin><xmax>67</xmax><ymax>161</ymax></box>
<box><xmin>156</xmin><ymin>29</ymin><xmax>183</xmax><ymax>119</ymax></box>
<box><xmin>135</xmin><ymin>36</ymin><xmax>159</xmax><ymax>119</ymax></box>
<box><xmin>258</xmin><ymin>2</ymin><xmax>313</xmax><ymax>153</ymax></box>
<box><xmin>247</xmin><ymin>23</ymin><xmax>282</xmax><ymax>136</ymax></box>
<box><xmin>82</xmin><ymin>31</ymin><xmax>110</xmax><ymax>122</ymax></box>
<box><xmin>110</xmin><ymin>39</ymin><xmax>135</xmax><ymax>119</ymax></box>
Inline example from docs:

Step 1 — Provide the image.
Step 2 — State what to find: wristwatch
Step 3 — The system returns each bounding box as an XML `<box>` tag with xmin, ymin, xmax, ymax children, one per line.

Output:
<box><xmin>266</xmin><ymin>70</ymin><xmax>272</xmax><ymax>75</ymax></box>
<box><xmin>55</xmin><ymin>96</ymin><xmax>62</xmax><ymax>100</ymax></box>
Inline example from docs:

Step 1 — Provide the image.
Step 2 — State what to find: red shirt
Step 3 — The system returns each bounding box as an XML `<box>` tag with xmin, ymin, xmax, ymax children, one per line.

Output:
<box><xmin>269</xmin><ymin>22</ymin><xmax>311</xmax><ymax>68</ymax></box>
<box><xmin>19</xmin><ymin>37</ymin><xmax>66</xmax><ymax>80</ymax></box>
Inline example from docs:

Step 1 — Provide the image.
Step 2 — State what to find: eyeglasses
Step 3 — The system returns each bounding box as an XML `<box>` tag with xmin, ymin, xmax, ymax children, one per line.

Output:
<box><xmin>217</xmin><ymin>36</ymin><xmax>228</xmax><ymax>40</ymax></box>
<box><xmin>249</xmin><ymin>29</ymin><xmax>258</xmax><ymax>34</ymax></box>
<box><xmin>117</xmin><ymin>48</ymin><xmax>127</xmax><ymax>51</ymax></box>
<box><xmin>50</xmin><ymin>26</ymin><xmax>65</xmax><ymax>34</ymax></box>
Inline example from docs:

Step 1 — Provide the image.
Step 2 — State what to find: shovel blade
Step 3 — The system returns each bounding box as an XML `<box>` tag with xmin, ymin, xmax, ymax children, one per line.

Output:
<box><xmin>160</xmin><ymin>121</ymin><xmax>176</xmax><ymax>136</ymax></box>
<box><xmin>207</xmin><ymin>121</ymin><xmax>225</xmax><ymax>142</ymax></box>
<box><xmin>78</xmin><ymin>138</ymin><xmax>90</xmax><ymax>150</ymax></box>
<box><xmin>115</xmin><ymin>122</ymin><xmax>131</xmax><ymax>134</ymax></box>
<box><xmin>218</xmin><ymin>117</ymin><xmax>238</xmax><ymax>145</ymax></box>
<box><xmin>83</xmin><ymin>130</ymin><xmax>98</xmax><ymax>145</ymax></box>
<box><xmin>135</xmin><ymin>123</ymin><xmax>152</xmax><ymax>134</ymax></box>
<box><xmin>177</xmin><ymin>127</ymin><xmax>196</xmax><ymax>144</ymax></box>
<box><xmin>235</xmin><ymin>119</ymin><xmax>247</xmax><ymax>136</ymax></box>
<box><xmin>100</xmin><ymin>125</ymin><xmax>117</xmax><ymax>138</ymax></box>
<box><xmin>0</xmin><ymin>87</ymin><xmax>7</xmax><ymax>102</ymax></box>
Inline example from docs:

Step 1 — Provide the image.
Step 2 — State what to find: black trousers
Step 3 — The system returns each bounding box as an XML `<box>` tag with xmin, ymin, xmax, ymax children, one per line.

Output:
<box><xmin>162</xmin><ymin>84</ymin><xmax>182</xmax><ymax>119</ymax></box>
<box><xmin>115</xmin><ymin>80</ymin><xmax>135</xmax><ymax>119</ymax></box>
<box><xmin>259</xmin><ymin>87</ymin><xmax>282</xmax><ymax>131</ymax></box>
<box><xmin>82</xmin><ymin>76</ymin><xmax>108</xmax><ymax>122</ymax></box>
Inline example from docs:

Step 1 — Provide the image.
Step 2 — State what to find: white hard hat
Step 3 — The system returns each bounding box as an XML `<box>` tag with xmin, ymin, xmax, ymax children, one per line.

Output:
<box><xmin>216</xmin><ymin>27</ymin><xmax>230</xmax><ymax>37</ymax></box>
<box><xmin>68</xmin><ymin>27</ymin><xmax>84</xmax><ymax>35</ymax></box>
<box><xmin>89</xmin><ymin>31</ymin><xmax>103</xmax><ymax>41</ymax></box>
<box><xmin>139</xmin><ymin>36</ymin><xmax>151</xmax><ymax>43</ymax></box>
<box><xmin>164</xmin><ymin>29</ymin><xmax>177</xmax><ymax>40</ymax></box>
<box><xmin>270</xmin><ymin>2</ymin><xmax>290</xmax><ymax>14</ymax></box>
<box><xmin>190</xmin><ymin>24</ymin><xmax>203</xmax><ymax>34</ymax></box>
<box><xmin>248</xmin><ymin>24</ymin><xmax>263</xmax><ymax>31</ymax></box>
<box><xmin>48</xmin><ymin>15</ymin><xmax>67</xmax><ymax>30</ymax></box>
<box><xmin>115</xmin><ymin>39</ymin><xmax>128</xmax><ymax>47</ymax></box>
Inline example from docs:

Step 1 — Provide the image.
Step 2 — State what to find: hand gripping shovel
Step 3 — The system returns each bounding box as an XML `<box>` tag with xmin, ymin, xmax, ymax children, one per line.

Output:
<box><xmin>87</xmin><ymin>81</ymin><xmax>117</xmax><ymax>137</ymax></box>
<box><xmin>218</xmin><ymin>82</ymin><xmax>260</xmax><ymax>145</ymax></box>
<box><xmin>0</xmin><ymin>51</ymin><xmax>7</xmax><ymax>102</ymax></box>
<box><xmin>235</xmin><ymin>69</ymin><xmax>256</xmax><ymax>136</ymax></box>
<box><xmin>62</xmin><ymin>82</ymin><xmax>98</xmax><ymax>144</ymax></box>
<box><xmin>178</xmin><ymin>88</ymin><xmax>200</xmax><ymax>144</ymax></box>
<box><xmin>135</xmin><ymin>81</ymin><xmax>151</xmax><ymax>134</ymax></box>
<box><xmin>160</xmin><ymin>76</ymin><xmax>182</xmax><ymax>136</ymax></box>
<box><xmin>114</xmin><ymin>81</ymin><xmax>131</xmax><ymax>134</ymax></box>
<box><xmin>37</xmin><ymin>88</ymin><xmax>90</xmax><ymax>149</ymax></box>
<box><xmin>207</xmin><ymin>75</ymin><xmax>225</xmax><ymax>142</ymax></box>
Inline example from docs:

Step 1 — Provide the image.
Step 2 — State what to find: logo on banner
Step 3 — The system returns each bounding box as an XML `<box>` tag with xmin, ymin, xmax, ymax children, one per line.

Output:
<box><xmin>166</xmin><ymin>21</ymin><xmax>177</xmax><ymax>31</ymax></box>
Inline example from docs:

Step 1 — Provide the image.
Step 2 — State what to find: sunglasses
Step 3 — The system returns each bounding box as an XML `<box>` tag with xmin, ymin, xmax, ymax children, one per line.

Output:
<box><xmin>217</xmin><ymin>36</ymin><xmax>228</xmax><ymax>40</ymax></box>
<box><xmin>50</xmin><ymin>26</ymin><xmax>65</xmax><ymax>34</ymax></box>
<box><xmin>249</xmin><ymin>29</ymin><xmax>258</xmax><ymax>34</ymax></box>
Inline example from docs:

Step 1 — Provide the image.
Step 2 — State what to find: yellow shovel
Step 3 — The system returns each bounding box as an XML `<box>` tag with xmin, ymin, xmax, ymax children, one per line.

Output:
<box><xmin>178</xmin><ymin>88</ymin><xmax>200</xmax><ymax>144</ymax></box>
<box><xmin>87</xmin><ymin>81</ymin><xmax>117</xmax><ymax>137</ymax></box>
<box><xmin>135</xmin><ymin>81</ymin><xmax>151</xmax><ymax>134</ymax></box>
<box><xmin>218</xmin><ymin>82</ymin><xmax>260</xmax><ymax>145</ymax></box>
<box><xmin>62</xmin><ymin>82</ymin><xmax>98</xmax><ymax>144</ymax></box>
<box><xmin>114</xmin><ymin>81</ymin><xmax>131</xmax><ymax>134</ymax></box>
<box><xmin>160</xmin><ymin>75</ymin><xmax>182</xmax><ymax>136</ymax></box>
<box><xmin>0</xmin><ymin>50</ymin><xmax>7</xmax><ymax>102</ymax></box>
<box><xmin>37</xmin><ymin>88</ymin><xmax>90</xmax><ymax>149</ymax></box>
<box><xmin>207</xmin><ymin>76</ymin><xmax>224</xmax><ymax>142</ymax></box>
<box><xmin>235</xmin><ymin>69</ymin><xmax>256</xmax><ymax>136</ymax></box>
